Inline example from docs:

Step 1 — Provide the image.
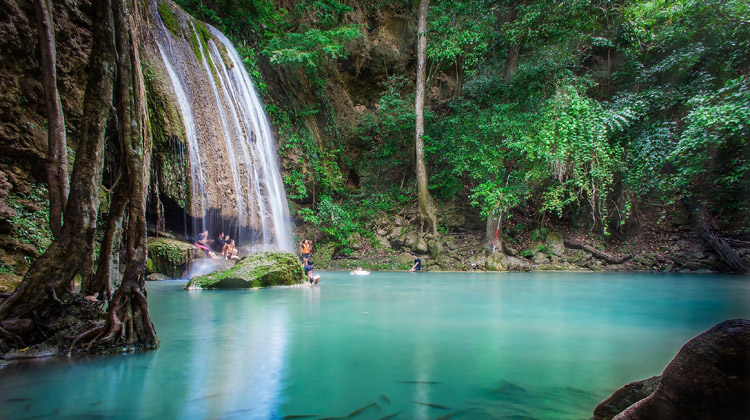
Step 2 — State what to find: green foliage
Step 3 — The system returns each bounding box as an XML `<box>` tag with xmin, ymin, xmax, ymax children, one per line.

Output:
<box><xmin>264</xmin><ymin>25</ymin><xmax>362</xmax><ymax>72</ymax></box>
<box><xmin>668</xmin><ymin>77</ymin><xmax>750</xmax><ymax>214</ymax></box>
<box><xmin>427</xmin><ymin>0</ymin><xmax>496</xmax><ymax>85</ymax></box>
<box><xmin>175</xmin><ymin>0</ymin><xmax>750</xmax><ymax>237</ymax></box>
<box><xmin>6</xmin><ymin>184</ymin><xmax>53</xmax><ymax>252</ymax></box>
<box><xmin>354</xmin><ymin>76</ymin><xmax>424</xmax><ymax>190</ymax></box>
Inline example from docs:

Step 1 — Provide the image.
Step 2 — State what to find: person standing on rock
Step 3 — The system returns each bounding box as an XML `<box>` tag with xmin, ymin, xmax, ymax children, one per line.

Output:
<box><xmin>300</xmin><ymin>239</ymin><xmax>313</xmax><ymax>264</ymax></box>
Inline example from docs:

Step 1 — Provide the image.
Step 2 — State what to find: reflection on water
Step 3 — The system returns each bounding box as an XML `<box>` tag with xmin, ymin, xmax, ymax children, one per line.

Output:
<box><xmin>0</xmin><ymin>272</ymin><xmax>748</xmax><ymax>420</ymax></box>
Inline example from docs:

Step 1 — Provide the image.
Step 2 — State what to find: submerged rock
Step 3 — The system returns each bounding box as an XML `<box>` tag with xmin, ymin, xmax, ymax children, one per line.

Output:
<box><xmin>185</xmin><ymin>251</ymin><xmax>305</xmax><ymax>289</ymax></box>
<box><xmin>594</xmin><ymin>319</ymin><xmax>750</xmax><ymax>420</ymax></box>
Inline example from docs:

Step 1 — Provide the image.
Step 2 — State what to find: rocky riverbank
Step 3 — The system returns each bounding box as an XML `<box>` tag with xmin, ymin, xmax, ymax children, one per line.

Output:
<box><xmin>301</xmin><ymin>206</ymin><xmax>750</xmax><ymax>274</ymax></box>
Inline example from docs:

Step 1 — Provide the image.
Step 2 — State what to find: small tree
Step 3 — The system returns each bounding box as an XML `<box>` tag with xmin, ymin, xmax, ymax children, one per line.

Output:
<box><xmin>415</xmin><ymin>0</ymin><xmax>438</xmax><ymax>234</ymax></box>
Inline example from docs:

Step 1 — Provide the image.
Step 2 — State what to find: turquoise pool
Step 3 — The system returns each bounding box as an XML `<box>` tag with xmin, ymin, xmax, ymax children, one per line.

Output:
<box><xmin>1</xmin><ymin>272</ymin><xmax>748</xmax><ymax>419</ymax></box>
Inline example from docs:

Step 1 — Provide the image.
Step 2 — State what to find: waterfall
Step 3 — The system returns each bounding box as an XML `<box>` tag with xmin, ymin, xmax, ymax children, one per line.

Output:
<box><xmin>208</xmin><ymin>27</ymin><xmax>293</xmax><ymax>252</ymax></box>
<box><xmin>152</xmin><ymin>9</ymin><xmax>293</xmax><ymax>252</ymax></box>
<box><xmin>156</xmin><ymin>41</ymin><xmax>206</xmax><ymax>221</ymax></box>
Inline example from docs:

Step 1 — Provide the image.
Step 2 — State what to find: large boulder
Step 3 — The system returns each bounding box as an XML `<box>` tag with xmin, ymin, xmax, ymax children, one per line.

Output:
<box><xmin>593</xmin><ymin>376</ymin><xmax>661</xmax><ymax>420</ymax></box>
<box><xmin>186</xmin><ymin>252</ymin><xmax>306</xmax><ymax>289</ymax></box>
<box><xmin>595</xmin><ymin>319</ymin><xmax>750</xmax><ymax>420</ymax></box>
<box><xmin>545</xmin><ymin>231</ymin><xmax>566</xmax><ymax>256</ymax></box>
<box><xmin>147</xmin><ymin>238</ymin><xmax>203</xmax><ymax>279</ymax></box>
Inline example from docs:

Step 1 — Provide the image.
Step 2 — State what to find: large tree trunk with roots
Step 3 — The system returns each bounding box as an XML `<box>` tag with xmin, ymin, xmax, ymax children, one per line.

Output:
<box><xmin>71</xmin><ymin>0</ymin><xmax>158</xmax><ymax>352</ymax></box>
<box><xmin>0</xmin><ymin>0</ymin><xmax>116</xmax><ymax>335</ymax></box>
<box><xmin>34</xmin><ymin>0</ymin><xmax>69</xmax><ymax>239</ymax></box>
<box><xmin>1</xmin><ymin>0</ymin><xmax>158</xmax><ymax>354</ymax></box>
<box><xmin>415</xmin><ymin>0</ymin><xmax>438</xmax><ymax>235</ymax></box>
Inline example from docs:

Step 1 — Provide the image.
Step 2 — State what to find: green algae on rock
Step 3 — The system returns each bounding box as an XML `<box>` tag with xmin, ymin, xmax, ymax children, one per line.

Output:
<box><xmin>186</xmin><ymin>252</ymin><xmax>306</xmax><ymax>289</ymax></box>
<box><xmin>147</xmin><ymin>238</ymin><xmax>203</xmax><ymax>279</ymax></box>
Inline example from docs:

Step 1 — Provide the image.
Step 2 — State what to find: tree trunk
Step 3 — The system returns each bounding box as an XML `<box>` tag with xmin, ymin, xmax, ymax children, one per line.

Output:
<box><xmin>34</xmin><ymin>0</ymin><xmax>69</xmax><ymax>238</ymax></box>
<box><xmin>0</xmin><ymin>0</ymin><xmax>116</xmax><ymax>325</ymax></box>
<box><xmin>415</xmin><ymin>0</ymin><xmax>438</xmax><ymax>235</ymax></box>
<box><xmin>484</xmin><ymin>213</ymin><xmax>503</xmax><ymax>253</ymax></box>
<box><xmin>86</xmin><ymin>0</ymin><xmax>157</xmax><ymax>350</ymax></box>
<box><xmin>503</xmin><ymin>44</ymin><xmax>519</xmax><ymax>83</ymax></box>
<box><xmin>689</xmin><ymin>199</ymin><xmax>749</xmax><ymax>273</ymax></box>
<box><xmin>83</xmin><ymin>174</ymin><xmax>128</xmax><ymax>299</ymax></box>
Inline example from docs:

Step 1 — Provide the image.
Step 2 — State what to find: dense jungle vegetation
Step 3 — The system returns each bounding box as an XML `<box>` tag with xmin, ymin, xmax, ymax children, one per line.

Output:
<box><xmin>175</xmin><ymin>0</ymin><xmax>749</xmax><ymax>257</ymax></box>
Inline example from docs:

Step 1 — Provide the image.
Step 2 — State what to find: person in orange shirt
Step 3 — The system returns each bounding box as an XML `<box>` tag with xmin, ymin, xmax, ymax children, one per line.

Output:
<box><xmin>300</xmin><ymin>239</ymin><xmax>312</xmax><ymax>264</ymax></box>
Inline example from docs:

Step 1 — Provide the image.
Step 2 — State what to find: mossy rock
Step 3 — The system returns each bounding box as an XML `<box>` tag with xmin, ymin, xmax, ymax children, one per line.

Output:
<box><xmin>313</xmin><ymin>242</ymin><xmax>335</xmax><ymax>269</ymax></box>
<box><xmin>185</xmin><ymin>251</ymin><xmax>305</xmax><ymax>289</ymax></box>
<box><xmin>147</xmin><ymin>238</ymin><xmax>202</xmax><ymax>278</ymax></box>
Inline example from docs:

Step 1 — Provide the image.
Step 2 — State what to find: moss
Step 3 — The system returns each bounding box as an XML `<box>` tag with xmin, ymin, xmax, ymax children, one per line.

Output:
<box><xmin>144</xmin><ymin>61</ymin><xmax>191</xmax><ymax>206</ymax></box>
<box><xmin>157</xmin><ymin>1</ymin><xmax>181</xmax><ymax>39</ymax></box>
<box><xmin>186</xmin><ymin>252</ymin><xmax>306</xmax><ymax>289</ymax></box>
<box><xmin>188</xmin><ymin>21</ymin><xmax>202</xmax><ymax>62</ymax></box>
<box><xmin>148</xmin><ymin>238</ymin><xmax>198</xmax><ymax>278</ymax></box>
<box><xmin>216</xmin><ymin>42</ymin><xmax>234</xmax><ymax>71</ymax></box>
<box><xmin>193</xmin><ymin>20</ymin><xmax>221</xmax><ymax>86</ymax></box>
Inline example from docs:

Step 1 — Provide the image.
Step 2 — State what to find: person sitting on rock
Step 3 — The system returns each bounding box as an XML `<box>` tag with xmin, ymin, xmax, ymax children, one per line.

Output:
<box><xmin>214</xmin><ymin>232</ymin><xmax>226</xmax><ymax>253</ymax></box>
<box><xmin>223</xmin><ymin>239</ymin><xmax>240</xmax><ymax>260</ymax></box>
<box><xmin>194</xmin><ymin>230</ymin><xmax>218</xmax><ymax>258</ymax></box>
<box><xmin>409</xmin><ymin>254</ymin><xmax>422</xmax><ymax>272</ymax></box>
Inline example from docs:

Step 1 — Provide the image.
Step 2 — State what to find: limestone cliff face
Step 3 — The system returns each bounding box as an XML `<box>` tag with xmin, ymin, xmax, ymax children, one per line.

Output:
<box><xmin>0</xmin><ymin>0</ymin><xmax>294</xmax><ymax>251</ymax></box>
<box><xmin>255</xmin><ymin>1</ymin><xmax>424</xmax><ymax>187</ymax></box>
<box><xmin>0</xmin><ymin>0</ymin><xmax>91</xmax><ymax>187</ymax></box>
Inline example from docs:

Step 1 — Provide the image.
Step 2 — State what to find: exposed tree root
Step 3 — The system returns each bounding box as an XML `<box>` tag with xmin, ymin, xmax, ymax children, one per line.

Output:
<box><xmin>67</xmin><ymin>325</ymin><xmax>105</xmax><ymax>356</ymax></box>
<box><xmin>563</xmin><ymin>238</ymin><xmax>634</xmax><ymax>264</ymax></box>
<box><xmin>0</xmin><ymin>325</ymin><xmax>25</xmax><ymax>348</ymax></box>
<box><xmin>689</xmin><ymin>199</ymin><xmax>749</xmax><ymax>273</ymax></box>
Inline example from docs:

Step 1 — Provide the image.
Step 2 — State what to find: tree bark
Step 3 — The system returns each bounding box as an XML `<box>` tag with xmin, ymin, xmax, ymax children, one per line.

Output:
<box><xmin>689</xmin><ymin>199</ymin><xmax>748</xmax><ymax>273</ymax></box>
<box><xmin>34</xmin><ymin>0</ymin><xmax>69</xmax><ymax>238</ymax></box>
<box><xmin>91</xmin><ymin>0</ymin><xmax>157</xmax><ymax>350</ymax></box>
<box><xmin>503</xmin><ymin>44</ymin><xmax>519</xmax><ymax>83</ymax></box>
<box><xmin>563</xmin><ymin>238</ymin><xmax>634</xmax><ymax>264</ymax></box>
<box><xmin>83</xmin><ymin>174</ymin><xmax>128</xmax><ymax>299</ymax></box>
<box><xmin>484</xmin><ymin>213</ymin><xmax>503</xmax><ymax>253</ymax></box>
<box><xmin>0</xmin><ymin>0</ymin><xmax>116</xmax><ymax>326</ymax></box>
<box><xmin>415</xmin><ymin>0</ymin><xmax>438</xmax><ymax>235</ymax></box>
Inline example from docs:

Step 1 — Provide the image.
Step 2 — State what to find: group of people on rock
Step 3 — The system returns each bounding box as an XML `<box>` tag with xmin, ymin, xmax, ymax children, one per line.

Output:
<box><xmin>193</xmin><ymin>230</ymin><xmax>239</xmax><ymax>260</ymax></box>
<box><xmin>298</xmin><ymin>238</ymin><xmax>421</xmax><ymax>283</ymax></box>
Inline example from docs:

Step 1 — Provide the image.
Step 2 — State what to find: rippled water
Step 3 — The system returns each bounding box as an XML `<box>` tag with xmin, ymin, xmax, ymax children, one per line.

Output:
<box><xmin>1</xmin><ymin>272</ymin><xmax>748</xmax><ymax>420</ymax></box>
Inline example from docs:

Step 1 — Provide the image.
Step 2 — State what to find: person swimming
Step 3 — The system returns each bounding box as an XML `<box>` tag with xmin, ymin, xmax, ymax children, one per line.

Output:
<box><xmin>350</xmin><ymin>267</ymin><xmax>370</xmax><ymax>275</ymax></box>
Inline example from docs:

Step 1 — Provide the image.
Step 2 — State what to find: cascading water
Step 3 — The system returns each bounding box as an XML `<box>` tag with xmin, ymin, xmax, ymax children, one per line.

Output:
<box><xmin>208</xmin><ymin>27</ymin><xmax>293</xmax><ymax>252</ymax></box>
<box><xmin>151</xmin><ymin>4</ymin><xmax>293</xmax><ymax>251</ymax></box>
<box><xmin>156</xmin><ymin>42</ymin><xmax>207</xmax><ymax>223</ymax></box>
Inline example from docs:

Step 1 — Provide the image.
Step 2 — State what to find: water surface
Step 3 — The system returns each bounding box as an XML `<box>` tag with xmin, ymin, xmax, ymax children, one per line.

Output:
<box><xmin>1</xmin><ymin>272</ymin><xmax>748</xmax><ymax>419</ymax></box>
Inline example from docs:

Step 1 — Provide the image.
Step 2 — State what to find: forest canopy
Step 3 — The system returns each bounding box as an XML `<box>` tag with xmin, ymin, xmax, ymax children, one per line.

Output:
<box><xmin>175</xmin><ymin>0</ymin><xmax>750</xmax><ymax>254</ymax></box>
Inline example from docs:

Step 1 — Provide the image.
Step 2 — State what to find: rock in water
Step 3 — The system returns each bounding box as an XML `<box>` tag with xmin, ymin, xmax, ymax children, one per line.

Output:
<box><xmin>186</xmin><ymin>252</ymin><xmax>305</xmax><ymax>289</ymax></box>
<box><xmin>147</xmin><ymin>238</ymin><xmax>203</xmax><ymax>278</ymax></box>
<box><xmin>593</xmin><ymin>376</ymin><xmax>661</xmax><ymax>420</ymax></box>
<box><xmin>595</xmin><ymin>319</ymin><xmax>750</xmax><ymax>420</ymax></box>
